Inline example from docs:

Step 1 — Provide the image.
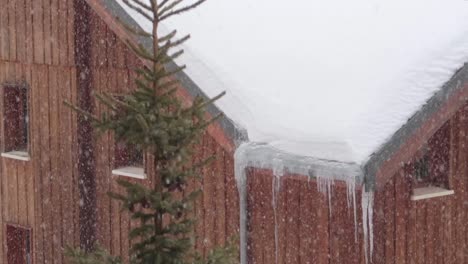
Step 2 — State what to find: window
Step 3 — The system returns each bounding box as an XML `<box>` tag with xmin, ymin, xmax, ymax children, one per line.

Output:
<box><xmin>412</xmin><ymin>151</ymin><xmax>432</xmax><ymax>188</ymax></box>
<box><xmin>110</xmin><ymin>96</ymin><xmax>145</xmax><ymax>179</ymax></box>
<box><xmin>6</xmin><ymin>224</ymin><xmax>32</xmax><ymax>264</ymax></box>
<box><xmin>2</xmin><ymin>84</ymin><xmax>29</xmax><ymax>161</ymax></box>
<box><xmin>112</xmin><ymin>141</ymin><xmax>145</xmax><ymax>179</ymax></box>
<box><xmin>409</xmin><ymin>122</ymin><xmax>454</xmax><ymax>200</ymax></box>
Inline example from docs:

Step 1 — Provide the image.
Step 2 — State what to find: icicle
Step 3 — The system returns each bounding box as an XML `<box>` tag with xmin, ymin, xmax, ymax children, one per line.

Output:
<box><xmin>362</xmin><ymin>190</ymin><xmax>375</xmax><ymax>264</ymax></box>
<box><xmin>345</xmin><ymin>177</ymin><xmax>358</xmax><ymax>242</ymax></box>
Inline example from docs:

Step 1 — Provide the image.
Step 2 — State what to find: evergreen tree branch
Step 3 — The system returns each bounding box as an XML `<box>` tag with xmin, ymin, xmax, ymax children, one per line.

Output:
<box><xmin>129</xmin><ymin>0</ymin><xmax>153</xmax><ymax>11</ymax></box>
<box><xmin>159</xmin><ymin>0</ymin><xmax>207</xmax><ymax>21</ymax></box>
<box><xmin>157</xmin><ymin>0</ymin><xmax>183</xmax><ymax>17</ymax></box>
<box><xmin>66</xmin><ymin>0</ymin><xmax>237</xmax><ymax>263</ymax></box>
<box><xmin>158</xmin><ymin>30</ymin><xmax>177</xmax><ymax>43</ymax></box>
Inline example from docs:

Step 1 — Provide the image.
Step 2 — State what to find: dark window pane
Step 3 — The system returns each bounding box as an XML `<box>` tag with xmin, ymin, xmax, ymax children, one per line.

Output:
<box><xmin>7</xmin><ymin>225</ymin><xmax>32</xmax><ymax>264</ymax></box>
<box><xmin>115</xmin><ymin>140</ymin><xmax>143</xmax><ymax>168</ymax></box>
<box><xmin>4</xmin><ymin>86</ymin><xmax>28</xmax><ymax>152</ymax></box>
<box><xmin>409</xmin><ymin>121</ymin><xmax>450</xmax><ymax>189</ymax></box>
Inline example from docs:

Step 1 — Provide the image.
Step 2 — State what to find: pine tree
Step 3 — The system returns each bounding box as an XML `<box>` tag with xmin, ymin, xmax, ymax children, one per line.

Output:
<box><xmin>66</xmin><ymin>0</ymin><xmax>237</xmax><ymax>263</ymax></box>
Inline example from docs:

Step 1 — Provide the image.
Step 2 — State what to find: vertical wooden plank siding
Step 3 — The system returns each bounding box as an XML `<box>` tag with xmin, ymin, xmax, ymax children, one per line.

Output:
<box><xmin>43</xmin><ymin>0</ymin><xmax>52</xmax><ymax>65</ymax></box>
<box><xmin>31</xmin><ymin>65</ymin><xmax>45</xmax><ymax>264</ymax></box>
<box><xmin>224</xmin><ymin>154</ymin><xmax>239</xmax><ymax>242</ymax></box>
<box><xmin>245</xmin><ymin>105</ymin><xmax>468</xmax><ymax>263</ymax></box>
<box><xmin>245</xmin><ymin>170</ymin><xmax>372</xmax><ymax>264</ymax></box>
<box><xmin>0</xmin><ymin>0</ymin><xmax>72</xmax><ymax>66</ymax></box>
<box><xmin>2</xmin><ymin>0</ymin><xmax>468</xmax><ymax>263</ymax></box>
<box><xmin>16</xmin><ymin>0</ymin><xmax>26</xmax><ymax>63</ymax></box>
<box><xmin>0</xmin><ymin>0</ymin><xmax>8</xmax><ymax>60</ymax></box>
<box><xmin>284</xmin><ymin>178</ymin><xmax>300</xmax><ymax>264</ymax></box>
<box><xmin>204</xmin><ymin>137</ymin><xmax>217</xmax><ymax>256</ymax></box>
<box><xmin>109</xmin><ymin>70</ymin><xmax>121</xmax><ymax>258</ymax></box>
<box><xmin>50</xmin><ymin>0</ymin><xmax>59</xmax><ymax>65</ymax></box>
<box><xmin>24</xmin><ymin>0</ymin><xmax>33</xmax><ymax>64</ymax></box>
<box><xmin>8</xmin><ymin>0</ymin><xmax>17</xmax><ymax>61</ymax></box>
<box><xmin>298</xmin><ymin>180</ymin><xmax>317</xmax><ymax>263</ymax></box>
<box><xmin>394</xmin><ymin>170</ymin><xmax>408</xmax><ymax>264</ymax></box>
<box><xmin>214</xmin><ymin>145</ymin><xmax>226</xmax><ymax>246</ymax></box>
<box><xmin>260</xmin><ymin>170</ymin><xmax>276</xmax><ymax>264</ymax></box>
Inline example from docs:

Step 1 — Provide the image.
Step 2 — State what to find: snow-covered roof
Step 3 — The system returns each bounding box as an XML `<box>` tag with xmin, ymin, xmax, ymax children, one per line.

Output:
<box><xmin>115</xmin><ymin>0</ymin><xmax>468</xmax><ymax>166</ymax></box>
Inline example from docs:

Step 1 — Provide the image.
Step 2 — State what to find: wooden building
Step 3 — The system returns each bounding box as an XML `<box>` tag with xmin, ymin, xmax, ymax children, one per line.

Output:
<box><xmin>1</xmin><ymin>0</ymin><xmax>468</xmax><ymax>263</ymax></box>
<box><xmin>0</xmin><ymin>0</ymin><xmax>243</xmax><ymax>263</ymax></box>
<box><xmin>241</xmin><ymin>42</ymin><xmax>468</xmax><ymax>264</ymax></box>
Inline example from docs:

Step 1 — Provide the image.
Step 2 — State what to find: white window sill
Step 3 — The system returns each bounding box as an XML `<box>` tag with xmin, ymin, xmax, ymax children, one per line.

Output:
<box><xmin>112</xmin><ymin>166</ymin><xmax>146</xmax><ymax>179</ymax></box>
<box><xmin>411</xmin><ymin>186</ymin><xmax>454</xmax><ymax>201</ymax></box>
<box><xmin>1</xmin><ymin>151</ymin><xmax>30</xmax><ymax>161</ymax></box>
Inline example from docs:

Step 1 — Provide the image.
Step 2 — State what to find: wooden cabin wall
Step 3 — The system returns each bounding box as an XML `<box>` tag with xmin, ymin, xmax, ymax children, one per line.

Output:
<box><xmin>246</xmin><ymin>168</ymin><xmax>366</xmax><ymax>264</ymax></box>
<box><xmin>1</xmin><ymin>0</ymin><xmax>240</xmax><ymax>262</ymax></box>
<box><xmin>246</xmin><ymin>103</ymin><xmax>468</xmax><ymax>264</ymax></box>
<box><xmin>0</xmin><ymin>0</ymin><xmax>239</xmax><ymax>263</ymax></box>
<box><xmin>0</xmin><ymin>0</ymin><xmax>76</xmax><ymax>66</ymax></box>
<box><xmin>0</xmin><ymin>62</ymin><xmax>79</xmax><ymax>264</ymax></box>
<box><xmin>86</xmin><ymin>6</ymin><xmax>240</xmax><ymax>263</ymax></box>
<box><xmin>0</xmin><ymin>0</ymin><xmax>80</xmax><ymax>263</ymax></box>
<box><xmin>1</xmin><ymin>1</ymin><xmax>467</xmax><ymax>264</ymax></box>
<box><xmin>371</xmin><ymin>104</ymin><xmax>468</xmax><ymax>264</ymax></box>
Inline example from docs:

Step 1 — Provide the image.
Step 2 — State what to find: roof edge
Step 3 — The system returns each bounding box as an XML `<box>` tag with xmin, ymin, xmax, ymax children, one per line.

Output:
<box><xmin>364</xmin><ymin>62</ymin><xmax>468</xmax><ymax>190</ymax></box>
<box><xmin>235</xmin><ymin>142</ymin><xmax>364</xmax><ymax>185</ymax></box>
<box><xmin>84</xmin><ymin>0</ymin><xmax>248</xmax><ymax>149</ymax></box>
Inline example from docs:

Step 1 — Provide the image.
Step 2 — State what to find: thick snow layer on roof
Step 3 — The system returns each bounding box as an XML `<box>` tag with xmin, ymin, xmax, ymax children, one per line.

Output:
<box><xmin>118</xmin><ymin>0</ymin><xmax>468</xmax><ymax>164</ymax></box>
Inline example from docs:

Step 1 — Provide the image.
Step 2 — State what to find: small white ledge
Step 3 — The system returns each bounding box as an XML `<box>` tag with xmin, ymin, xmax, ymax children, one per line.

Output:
<box><xmin>112</xmin><ymin>166</ymin><xmax>146</xmax><ymax>179</ymax></box>
<box><xmin>411</xmin><ymin>186</ymin><xmax>454</xmax><ymax>201</ymax></box>
<box><xmin>1</xmin><ymin>151</ymin><xmax>30</xmax><ymax>161</ymax></box>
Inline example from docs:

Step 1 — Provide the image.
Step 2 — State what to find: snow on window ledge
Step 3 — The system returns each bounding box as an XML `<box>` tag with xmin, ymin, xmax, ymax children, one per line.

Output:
<box><xmin>411</xmin><ymin>186</ymin><xmax>454</xmax><ymax>201</ymax></box>
<box><xmin>1</xmin><ymin>151</ymin><xmax>30</xmax><ymax>161</ymax></box>
<box><xmin>112</xmin><ymin>166</ymin><xmax>146</xmax><ymax>179</ymax></box>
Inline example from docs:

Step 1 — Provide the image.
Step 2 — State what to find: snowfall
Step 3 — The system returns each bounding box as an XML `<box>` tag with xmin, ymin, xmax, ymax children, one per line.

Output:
<box><xmin>117</xmin><ymin>0</ymin><xmax>468</xmax><ymax>263</ymax></box>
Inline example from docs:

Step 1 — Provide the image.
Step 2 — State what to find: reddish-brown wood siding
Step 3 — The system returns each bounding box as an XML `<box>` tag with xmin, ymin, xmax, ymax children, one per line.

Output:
<box><xmin>245</xmin><ymin>103</ymin><xmax>468</xmax><ymax>264</ymax></box>
<box><xmin>375</xmin><ymin>81</ymin><xmax>468</xmax><ymax>189</ymax></box>
<box><xmin>246</xmin><ymin>169</ymin><xmax>363</xmax><ymax>264</ymax></box>
<box><xmin>370</xmin><ymin>105</ymin><xmax>468</xmax><ymax>264</ymax></box>
<box><xmin>67</xmin><ymin>6</ymin><xmax>241</xmax><ymax>260</ymax></box>
<box><xmin>0</xmin><ymin>2</ymin><xmax>80</xmax><ymax>261</ymax></box>
<box><xmin>0</xmin><ymin>62</ymin><xmax>79</xmax><ymax>264</ymax></box>
<box><xmin>2</xmin><ymin>0</ymin><xmax>468</xmax><ymax>263</ymax></box>
<box><xmin>0</xmin><ymin>0</ymin><xmax>75</xmax><ymax>65</ymax></box>
<box><xmin>0</xmin><ymin>0</ymin><xmax>254</xmax><ymax>262</ymax></box>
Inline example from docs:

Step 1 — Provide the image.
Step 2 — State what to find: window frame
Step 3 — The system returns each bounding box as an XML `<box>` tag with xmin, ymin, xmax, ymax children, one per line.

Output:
<box><xmin>112</xmin><ymin>139</ymin><xmax>146</xmax><ymax>179</ymax></box>
<box><xmin>1</xmin><ymin>82</ymin><xmax>30</xmax><ymax>161</ymax></box>
<box><xmin>6</xmin><ymin>223</ymin><xmax>32</xmax><ymax>264</ymax></box>
<box><xmin>408</xmin><ymin>121</ymin><xmax>454</xmax><ymax>201</ymax></box>
<box><xmin>110</xmin><ymin>95</ymin><xmax>146</xmax><ymax>179</ymax></box>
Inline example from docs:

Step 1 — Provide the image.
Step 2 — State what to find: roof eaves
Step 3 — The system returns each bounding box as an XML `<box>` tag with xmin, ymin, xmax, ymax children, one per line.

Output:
<box><xmin>364</xmin><ymin>63</ymin><xmax>468</xmax><ymax>191</ymax></box>
<box><xmin>89</xmin><ymin>0</ymin><xmax>248</xmax><ymax>146</ymax></box>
